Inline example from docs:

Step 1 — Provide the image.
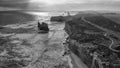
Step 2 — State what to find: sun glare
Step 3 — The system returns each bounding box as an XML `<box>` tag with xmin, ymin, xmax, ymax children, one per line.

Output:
<box><xmin>30</xmin><ymin>0</ymin><xmax>67</xmax><ymax>5</ymax></box>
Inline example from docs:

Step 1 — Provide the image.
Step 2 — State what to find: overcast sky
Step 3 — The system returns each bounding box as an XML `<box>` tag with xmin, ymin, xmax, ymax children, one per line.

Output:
<box><xmin>0</xmin><ymin>0</ymin><xmax>120</xmax><ymax>11</ymax></box>
<box><xmin>0</xmin><ymin>0</ymin><xmax>120</xmax><ymax>5</ymax></box>
<box><xmin>30</xmin><ymin>0</ymin><xmax>120</xmax><ymax>5</ymax></box>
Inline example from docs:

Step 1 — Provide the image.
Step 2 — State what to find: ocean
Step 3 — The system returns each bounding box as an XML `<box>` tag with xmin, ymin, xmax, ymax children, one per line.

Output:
<box><xmin>0</xmin><ymin>11</ymin><xmax>76</xmax><ymax>68</ymax></box>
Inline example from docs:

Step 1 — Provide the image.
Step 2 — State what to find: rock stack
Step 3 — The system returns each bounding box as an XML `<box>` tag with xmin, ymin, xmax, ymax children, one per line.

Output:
<box><xmin>50</xmin><ymin>16</ymin><xmax>65</xmax><ymax>22</ymax></box>
<box><xmin>38</xmin><ymin>22</ymin><xmax>49</xmax><ymax>33</ymax></box>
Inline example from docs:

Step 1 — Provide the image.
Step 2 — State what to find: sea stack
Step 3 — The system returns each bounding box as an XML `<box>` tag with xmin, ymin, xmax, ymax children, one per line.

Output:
<box><xmin>38</xmin><ymin>21</ymin><xmax>49</xmax><ymax>33</ymax></box>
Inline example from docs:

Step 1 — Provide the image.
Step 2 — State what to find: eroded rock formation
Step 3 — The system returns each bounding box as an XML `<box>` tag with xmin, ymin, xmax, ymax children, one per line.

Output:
<box><xmin>50</xmin><ymin>16</ymin><xmax>72</xmax><ymax>22</ymax></box>
<box><xmin>50</xmin><ymin>16</ymin><xmax>65</xmax><ymax>22</ymax></box>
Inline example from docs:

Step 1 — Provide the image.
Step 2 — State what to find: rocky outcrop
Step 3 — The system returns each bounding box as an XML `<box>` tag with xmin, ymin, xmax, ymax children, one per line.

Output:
<box><xmin>50</xmin><ymin>16</ymin><xmax>72</xmax><ymax>22</ymax></box>
<box><xmin>64</xmin><ymin>13</ymin><xmax>120</xmax><ymax>68</ymax></box>
<box><xmin>38</xmin><ymin>22</ymin><xmax>49</xmax><ymax>33</ymax></box>
<box><xmin>50</xmin><ymin>16</ymin><xmax>65</xmax><ymax>22</ymax></box>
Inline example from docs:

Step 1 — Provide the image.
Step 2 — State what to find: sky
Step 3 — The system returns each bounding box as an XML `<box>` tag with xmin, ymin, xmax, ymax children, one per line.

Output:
<box><xmin>0</xmin><ymin>0</ymin><xmax>120</xmax><ymax>5</ymax></box>
<box><xmin>0</xmin><ymin>0</ymin><xmax>120</xmax><ymax>11</ymax></box>
<box><xmin>30</xmin><ymin>0</ymin><xmax>120</xmax><ymax>5</ymax></box>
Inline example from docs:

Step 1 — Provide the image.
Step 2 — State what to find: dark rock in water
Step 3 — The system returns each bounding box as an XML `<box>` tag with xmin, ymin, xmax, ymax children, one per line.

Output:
<box><xmin>50</xmin><ymin>16</ymin><xmax>65</xmax><ymax>22</ymax></box>
<box><xmin>38</xmin><ymin>22</ymin><xmax>49</xmax><ymax>33</ymax></box>
<box><xmin>64</xmin><ymin>13</ymin><xmax>120</xmax><ymax>68</ymax></box>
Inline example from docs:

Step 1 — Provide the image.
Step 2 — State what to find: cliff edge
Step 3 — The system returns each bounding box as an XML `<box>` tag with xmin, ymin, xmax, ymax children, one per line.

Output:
<box><xmin>64</xmin><ymin>12</ymin><xmax>120</xmax><ymax>68</ymax></box>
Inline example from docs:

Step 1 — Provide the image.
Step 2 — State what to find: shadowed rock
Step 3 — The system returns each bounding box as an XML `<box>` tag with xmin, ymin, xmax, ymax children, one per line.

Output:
<box><xmin>50</xmin><ymin>16</ymin><xmax>65</xmax><ymax>22</ymax></box>
<box><xmin>38</xmin><ymin>22</ymin><xmax>49</xmax><ymax>33</ymax></box>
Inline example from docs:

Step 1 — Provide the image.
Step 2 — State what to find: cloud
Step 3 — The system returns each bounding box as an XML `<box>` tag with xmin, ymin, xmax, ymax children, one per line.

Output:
<box><xmin>44</xmin><ymin>0</ymin><xmax>120</xmax><ymax>11</ymax></box>
<box><xmin>0</xmin><ymin>0</ymin><xmax>30</xmax><ymax>9</ymax></box>
<box><xmin>31</xmin><ymin>0</ymin><xmax>90</xmax><ymax>4</ymax></box>
<box><xmin>0</xmin><ymin>0</ymin><xmax>120</xmax><ymax>5</ymax></box>
<box><xmin>0</xmin><ymin>0</ymin><xmax>120</xmax><ymax>11</ymax></box>
<box><xmin>29</xmin><ymin>0</ymin><xmax>120</xmax><ymax>6</ymax></box>
<box><xmin>66</xmin><ymin>0</ymin><xmax>120</xmax><ymax>3</ymax></box>
<box><xmin>0</xmin><ymin>0</ymin><xmax>29</xmax><ymax>3</ymax></box>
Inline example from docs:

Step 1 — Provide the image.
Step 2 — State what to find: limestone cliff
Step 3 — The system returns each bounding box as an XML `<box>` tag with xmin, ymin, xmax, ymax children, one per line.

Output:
<box><xmin>64</xmin><ymin>13</ymin><xmax>120</xmax><ymax>68</ymax></box>
<box><xmin>50</xmin><ymin>16</ymin><xmax>72</xmax><ymax>22</ymax></box>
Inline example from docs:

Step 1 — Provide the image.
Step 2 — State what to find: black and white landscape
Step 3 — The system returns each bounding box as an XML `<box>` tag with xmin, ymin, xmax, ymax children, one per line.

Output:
<box><xmin>0</xmin><ymin>0</ymin><xmax>120</xmax><ymax>68</ymax></box>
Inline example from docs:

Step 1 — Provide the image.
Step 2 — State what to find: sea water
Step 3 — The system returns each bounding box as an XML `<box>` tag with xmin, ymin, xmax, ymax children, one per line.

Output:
<box><xmin>0</xmin><ymin>11</ymin><xmax>75</xmax><ymax>68</ymax></box>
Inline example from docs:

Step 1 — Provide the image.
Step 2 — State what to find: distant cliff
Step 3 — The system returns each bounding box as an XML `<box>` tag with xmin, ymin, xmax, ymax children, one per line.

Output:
<box><xmin>64</xmin><ymin>13</ymin><xmax>120</xmax><ymax>68</ymax></box>
<box><xmin>50</xmin><ymin>15</ymin><xmax>72</xmax><ymax>22</ymax></box>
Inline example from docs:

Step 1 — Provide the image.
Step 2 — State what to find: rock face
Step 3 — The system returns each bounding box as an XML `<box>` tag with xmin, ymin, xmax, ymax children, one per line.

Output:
<box><xmin>64</xmin><ymin>13</ymin><xmax>120</xmax><ymax>68</ymax></box>
<box><xmin>50</xmin><ymin>16</ymin><xmax>72</xmax><ymax>22</ymax></box>
<box><xmin>38</xmin><ymin>22</ymin><xmax>49</xmax><ymax>33</ymax></box>
<box><xmin>50</xmin><ymin>16</ymin><xmax>65</xmax><ymax>22</ymax></box>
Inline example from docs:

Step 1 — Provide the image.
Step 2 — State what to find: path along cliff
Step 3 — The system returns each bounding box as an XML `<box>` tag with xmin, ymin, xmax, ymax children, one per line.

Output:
<box><xmin>64</xmin><ymin>13</ymin><xmax>120</xmax><ymax>68</ymax></box>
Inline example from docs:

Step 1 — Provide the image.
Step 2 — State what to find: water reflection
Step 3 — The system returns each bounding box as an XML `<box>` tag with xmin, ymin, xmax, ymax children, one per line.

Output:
<box><xmin>26</xmin><ymin>12</ymin><xmax>49</xmax><ymax>16</ymax></box>
<box><xmin>0</xmin><ymin>11</ymin><xmax>73</xmax><ymax>68</ymax></box>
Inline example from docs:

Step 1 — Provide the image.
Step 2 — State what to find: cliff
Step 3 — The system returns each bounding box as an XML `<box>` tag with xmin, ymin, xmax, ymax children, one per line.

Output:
<box><xmin>50</xmin><ymin>16</ymin><xmax>65</xmax><ymax>22</ymax></box>
<box><xmin>64</xmin><ymin>13</ymin><xmax>120</xmax><ymax>68</ymax></box>
<box><xmin>50</xmin><ymin>16</ymin><xmax>72</xmax><ymax>22</ymax></box>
